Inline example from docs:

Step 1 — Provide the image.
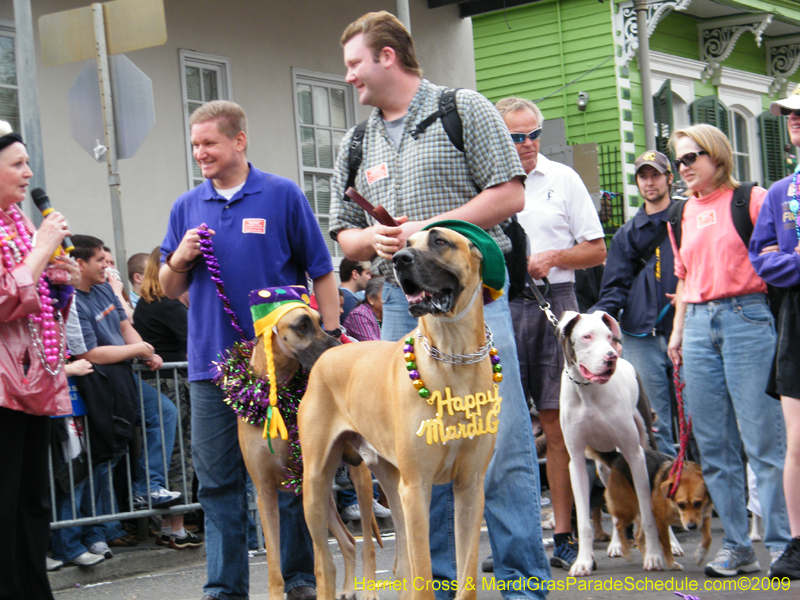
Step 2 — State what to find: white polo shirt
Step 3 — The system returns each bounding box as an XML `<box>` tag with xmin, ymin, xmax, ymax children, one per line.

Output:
<box><xmin>518</xmin><ymin>154</ymin><xmax>604</xmax><ymax>284</ymax></box>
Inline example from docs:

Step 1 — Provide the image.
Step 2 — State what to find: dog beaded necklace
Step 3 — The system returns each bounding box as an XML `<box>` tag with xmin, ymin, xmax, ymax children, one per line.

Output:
<box><xmin>405</xmin><ymin>329</ymin><xmax>503</xmax><ymax>446</ymax></box>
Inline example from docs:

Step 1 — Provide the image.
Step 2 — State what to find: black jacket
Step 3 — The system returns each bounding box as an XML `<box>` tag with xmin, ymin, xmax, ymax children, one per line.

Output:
<box><xmin>592</xmin><ymin>204</ymin><xmax>678</xmax><ymax>337</ymax></box>
<box><xmin>73</xmin><ymin>362</ymin><xmax>137</xmax><ymax>462</ymax></box>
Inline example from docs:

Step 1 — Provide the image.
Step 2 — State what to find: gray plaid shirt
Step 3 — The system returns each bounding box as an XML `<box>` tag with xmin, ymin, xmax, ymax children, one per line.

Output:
<box><xmin>330</xmin><ymin>79</ymin><xmax>526</xmax><ymax>281</ymax></box>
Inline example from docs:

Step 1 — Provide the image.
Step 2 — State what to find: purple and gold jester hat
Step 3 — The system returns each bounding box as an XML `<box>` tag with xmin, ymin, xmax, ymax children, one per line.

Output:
<box><xmin>249</xmin><ymin>285</ymin><xmax>313</xmax><ymax>440</ymax></box>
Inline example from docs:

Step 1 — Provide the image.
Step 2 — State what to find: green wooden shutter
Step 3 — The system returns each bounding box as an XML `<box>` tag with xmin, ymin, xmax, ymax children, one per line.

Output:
<box><xmin>654</xmin><ymin>80</ymin><xmax>673</xmax><ymax>157</ymax></box>
<box><xmin>758</xmin><ymin>112</ymin><xmax>791</xmax><ymax>188</ymax></box>
<box><xmin>690</xmin><ymin>95</ymin><xmax>730</xmax><ymax>137</ymax></box>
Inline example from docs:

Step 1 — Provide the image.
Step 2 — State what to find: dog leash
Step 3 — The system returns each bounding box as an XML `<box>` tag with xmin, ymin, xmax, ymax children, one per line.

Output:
<box><xmin>524</xmin><ymin>274</ymin><xmax>560</xmax><ymax>329</ymax></box>
<box><xmin>667</xmin><ymin>361</ymin><xmax>693</xmax><ymax>498</ymax></box>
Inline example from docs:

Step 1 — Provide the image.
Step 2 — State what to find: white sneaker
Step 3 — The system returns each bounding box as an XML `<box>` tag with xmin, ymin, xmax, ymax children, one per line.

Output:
<box><xmin>151</xmin><ymin>488</ymin><xmax>182</xmax><ymax>507</ymax></box>
<box><xmin>89</xmin><ymin>541</ymin><xmax>113</xmax><ymax>559</ymax></box>
<box><xmin>341</xmin><ymin>504</ymin><xmax>361</xmax><ymax>521</ymax></box>
<box><xmin>71</xmin><ymin>551</ymin><xmax>105</xmax><ymax>567</ymax></box>
<box><xmin>372</xmin><ymin>499</ymin><xmax>391</xmax><ymax>519</ymax></box>
<box><xmin>46</xmin><ymin>557</ymin><xmax>63</xmax><ymax>571</ymax></box>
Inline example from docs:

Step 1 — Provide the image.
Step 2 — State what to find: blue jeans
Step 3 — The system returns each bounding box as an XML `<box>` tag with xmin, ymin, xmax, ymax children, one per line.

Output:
<box><xmin>51</xmin><ymin>476</ymin><xmax>106</xmax><ymax>562</ymax></box>
<box><xmin>132</xmin><ymin>378</ymin><xmax>178</xmax><ymax>497</ymax></box>
<box><xmin>93</xmin><ymin>458</ymin><xmax>126</xmax><ymax>541</ymax></box>
<box><xmin>621</xmin><ymin>333</ymin><xmax>677</xmax><ymax>457</ymax></box>
<box><xmin>682</xmin><ymin>294</ymin><xmax>790</xmax><ymax>553</ymax></box>
<box><xmin>191</xmin><ymin>380</ymin><xmax>315</xmax><ymax>599</ymax></box>
<box><xmin>382</xmin><ymin>280</ymin><xmax>551</xmax><ymax>599</ymax></box>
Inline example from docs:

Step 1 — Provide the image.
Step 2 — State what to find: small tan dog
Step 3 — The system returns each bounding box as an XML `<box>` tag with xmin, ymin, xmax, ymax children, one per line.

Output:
<box><xmin>220</xmin><ymin>287</ymin><xmax>380</xmax><ymax>600</ymax></box>
<box><xmin>591</xmin><ymin>448</ymin><xmax>713</xmax><ymax>570</ymax></box>
<box><xmin>299</xmin><ymin>223</ymin><xmax>505</xmax><ymax>600</ymax></box>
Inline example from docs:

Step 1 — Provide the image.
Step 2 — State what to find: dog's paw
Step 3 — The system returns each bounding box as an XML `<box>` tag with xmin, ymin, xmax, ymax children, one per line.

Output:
<box><xmin>694</xmin><ymin>545</ymin><xmax>709</xmax><ymax>566</ymax></box>
<box><xmin>669</xmin><ymin>561</ymin><xmax>684</xmax><ymax>571</ymax></box>
<box><xmin>671</xmin><ymin>539</ymin><xmax>684</xmax><ymax>556</ymax></box>
<box><xmin>643</xmin><ymin>552</ymin><xmax>666</xmax><ymax>571</ymax></box>
<box><xmin>337</xmin><ymin>592</ymin><xmax>359</xmax><ymax>600</ymax></box>
<box><xmin>594</xmin><ymin>530</ymin><xmax>610</xmax><ymax>542</ymax></box>
<box><xmin>541</xmin><ymin>515</ymin><xmax>555</xmax><ymax>530</ymax></box>
<box><xmin>749</xmin><ymin>530</ymin><xmax>762</xmax><ymax>542</ymax></box>
<box><xmin>607</xmin><ymin>539</ymin><xmax>624</xmax><ymax>558</ymax></box>
<box><xmin>569</xmin><ymin>558</ymin><xmax>595</xmax><ymax>577</ymax></box>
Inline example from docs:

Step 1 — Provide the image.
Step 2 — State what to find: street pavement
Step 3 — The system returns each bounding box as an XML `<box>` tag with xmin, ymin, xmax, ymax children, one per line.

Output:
<box><xmin>52</xmin><ymin>512</ymin><xmax>799</xmax><ymax>599</ymax></box>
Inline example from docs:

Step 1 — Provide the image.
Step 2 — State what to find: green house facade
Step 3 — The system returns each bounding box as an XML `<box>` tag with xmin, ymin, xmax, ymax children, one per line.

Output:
<box><xmin>469</xmin><ymin>0</ymin><xmax>800</xmax><ymax>220</ymax></box>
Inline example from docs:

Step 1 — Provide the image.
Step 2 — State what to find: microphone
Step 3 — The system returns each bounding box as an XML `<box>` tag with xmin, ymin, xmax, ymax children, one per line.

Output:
<box><xmin>31</xmin><ymin>188</ymin><xmax>74</xmax><ymax>254</ymax></box>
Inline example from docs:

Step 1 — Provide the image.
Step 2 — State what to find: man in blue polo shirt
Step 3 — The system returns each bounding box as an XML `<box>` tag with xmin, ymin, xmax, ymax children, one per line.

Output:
<box><xmin>159</xmin><ymin>100</ymin><xmax>339</xmax><ymax>600</ymax></box>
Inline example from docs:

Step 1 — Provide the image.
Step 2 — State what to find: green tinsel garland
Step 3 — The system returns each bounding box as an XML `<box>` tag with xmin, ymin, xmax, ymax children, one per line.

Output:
<box><xmin>212</xmin><ymin>339</ymin><xmax>307</xmax><ymax>495</ymax></box>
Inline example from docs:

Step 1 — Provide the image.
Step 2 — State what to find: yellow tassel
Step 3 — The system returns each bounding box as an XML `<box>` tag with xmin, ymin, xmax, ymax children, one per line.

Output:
<box><xmin>263</xmin><ymin>329</ymin><xmax>289</xmax><ymax>441</ymax></box>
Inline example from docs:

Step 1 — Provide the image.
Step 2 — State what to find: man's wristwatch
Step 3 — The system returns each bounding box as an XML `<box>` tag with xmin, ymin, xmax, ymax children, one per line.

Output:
<box><xmin>324</xmin><ymin>328</ymin><xmax>342</xmax><ymax>339</ymax></box>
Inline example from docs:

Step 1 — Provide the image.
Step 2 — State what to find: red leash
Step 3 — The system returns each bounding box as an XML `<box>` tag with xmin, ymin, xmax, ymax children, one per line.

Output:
<box><xmin>667</xmin><ymin>361</ymin><xmax>692</xmax><ymax>498</ymax></box>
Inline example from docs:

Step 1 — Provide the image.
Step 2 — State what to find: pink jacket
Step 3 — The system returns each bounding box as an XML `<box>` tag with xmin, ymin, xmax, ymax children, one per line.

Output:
<box><xmin>0</xmin><ymin>210</ymin><xmax>70</xmax><ymax>416</ymax></box>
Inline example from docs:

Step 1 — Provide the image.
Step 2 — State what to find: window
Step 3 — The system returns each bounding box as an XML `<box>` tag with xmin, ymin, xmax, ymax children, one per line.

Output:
<box><xmin>730</xmin><ymin>110</ymin><xmax>750</xmax><ymax>183</ymax></box>
<box><xmin>0</xmin><ymin>22</ymin><xmax>19</xmax><ymax>133</ymax></box>
<box><xmin>292</xmin><ymin>70</ymin><xmax>356</xmax><ymax>260</ymax></box>
<box><xmin>759</xmin><ymin>111</ymin><xmax>792</xmax><ymax>188</ymax></box>
<box><xmin>179</xmin><ymin>50</ymin><xmax>231</xmax><ymax>189</ymax></box>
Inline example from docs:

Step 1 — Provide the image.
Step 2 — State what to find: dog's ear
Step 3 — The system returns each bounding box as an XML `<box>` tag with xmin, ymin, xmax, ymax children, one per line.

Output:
<box><xmin>557</xmin><ymin>311</ymin><xmax>581</xmax><ymax>366</ymax></box>
<box><xmin>600</xmin><ymin>311</ymin><xmax>623</xmax><ymax>353</ymax></box>
<box><xmin>660</xmin><ymin>475</ymin><xmax>676</xmax><ymax>498</ymax></box>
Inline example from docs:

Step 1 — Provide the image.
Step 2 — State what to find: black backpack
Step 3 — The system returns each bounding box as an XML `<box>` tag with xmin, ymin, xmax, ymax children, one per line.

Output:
<box><xmin>344</xmin><ymin>88</ymin><xmax>528</xmax><ymax>300</ymax></box>
<box><xmin>667</xmin><ymin>183</ymin><xmax>783</xmax><ymax>318</ymax></box>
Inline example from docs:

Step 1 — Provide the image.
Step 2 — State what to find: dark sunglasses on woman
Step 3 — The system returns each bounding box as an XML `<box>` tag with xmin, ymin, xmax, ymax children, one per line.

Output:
<box><xmin>509</xmin><ymin>127</ymin><xmax>543</xmax><ymax>144</ymax></box>
<box><xmin>780</xmin><ymin>107</ymin><xmax>800</xmax><ymax>117</ymax></box>
<box><xmin>674</xmin><ymin>150</ymin><xmax>708</xmax><ymax>169</ymax></box>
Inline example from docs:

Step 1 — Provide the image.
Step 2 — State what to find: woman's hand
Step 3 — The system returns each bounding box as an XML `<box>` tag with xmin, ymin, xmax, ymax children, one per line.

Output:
<box><xmin>34</xmin><ymin>211</ymin><xmax>71</xmax><ymax>256</ymax></box>
<box><xmin>65</xmin><ymin>358</ymin><xmax>94</xmax><ymax>377</ymax></box>
<box><xmin>667</xmin><ymin>330</ymin><xmax>682</xmax><ymax>367</ymax></box>
<box><xmin>47</xmin><ymin>255</ymin><xmax>80</xmax><ymax>286</ymax></box>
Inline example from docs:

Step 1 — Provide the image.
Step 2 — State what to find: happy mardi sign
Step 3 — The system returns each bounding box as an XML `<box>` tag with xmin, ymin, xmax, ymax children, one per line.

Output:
<box><xmin>416</xmin><ymin>385</ymin><xmax>502</xmax><ymax>445</ymax></box>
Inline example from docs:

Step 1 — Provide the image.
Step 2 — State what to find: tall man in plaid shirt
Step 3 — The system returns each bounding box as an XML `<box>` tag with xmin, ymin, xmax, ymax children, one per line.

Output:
<box><xmin>329</xmin><ymin>11</ymin><xmax>551</xmax><ymax>599</ymax></box>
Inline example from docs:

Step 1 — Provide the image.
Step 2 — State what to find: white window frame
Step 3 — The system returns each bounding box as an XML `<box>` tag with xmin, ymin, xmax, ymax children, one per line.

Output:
<box><xmin>0</xmin><ymin>19</ymin><xmax>20</xmax><ymax>134</ymax></box>
<box><xmin>729</xmin><ymin>107</ymin><xmax>755</xmax><ymax>183</ymax></box>
<box><xmin>649</xmin><ymin>51</ymin><xmax>768</xmax><ymax>184</ymax></box>
<box><xmin>179</xmin><ymin>50</ymin><xmax>233</xmax><ymax>190</ymax></box>
<box><xmin>291</xmin><ymin>68</ymin><xmax>357</xmax><ymax>263</ymax></box>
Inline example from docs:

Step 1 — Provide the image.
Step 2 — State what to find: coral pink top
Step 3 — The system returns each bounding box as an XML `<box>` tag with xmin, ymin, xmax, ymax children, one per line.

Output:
<box><xmin>669</xmin><ymin>186</ymin><xmax>767</xmax><ymax>304</ymax></box>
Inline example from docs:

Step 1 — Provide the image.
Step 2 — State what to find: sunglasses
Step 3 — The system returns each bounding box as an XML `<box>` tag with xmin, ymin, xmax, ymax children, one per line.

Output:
<box><xmin>780</xmin><ymin>107</ymin><xmax>800</xmax><ymax>117</ymax></box>
<box><xmin>509</xmin><ymin>128</ymin><xmax>543</xmax><ymax>144</ymax></box>
<box><xmin>674</xmin><ymin>150</ymin><xmax>708</xmax><ymax>169</ymax></box>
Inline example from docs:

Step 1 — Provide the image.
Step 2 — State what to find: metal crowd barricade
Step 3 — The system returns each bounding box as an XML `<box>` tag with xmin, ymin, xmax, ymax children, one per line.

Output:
<box><xmin>48</xmin><ymin>362</ymin><xmax>201</xmax><ymax>531</ymax></box>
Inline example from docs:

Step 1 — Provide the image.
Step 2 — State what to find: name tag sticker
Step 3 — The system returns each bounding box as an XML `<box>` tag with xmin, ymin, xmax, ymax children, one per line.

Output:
<box><xmin>242</xmin><ymin>218</ymin><xmax>266</xmax><ymax>234</ymax></box>
<box><xmin>697</xmin><ymin>210</ymin><xmax>716</xmax><ymax>229</ymax></box>
<box><xmin>366</xmin><ymin>163</ymin><xmax>389</xmax><ymax>185</ymax></box>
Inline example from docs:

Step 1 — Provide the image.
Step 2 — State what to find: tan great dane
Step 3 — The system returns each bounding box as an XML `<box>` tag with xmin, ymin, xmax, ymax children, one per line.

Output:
<box><xmin>299</xmin><ymin>225</ymin><xmax>502</xmax><ymax>600</ymax></box>
<box><xmin>237</xmin><ymin>303</ymin><xmax>380</xmax><ymax>599</ymax></box>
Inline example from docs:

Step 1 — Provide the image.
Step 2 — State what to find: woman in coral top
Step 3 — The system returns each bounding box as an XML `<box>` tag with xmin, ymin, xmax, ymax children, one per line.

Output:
<box><xmin>666</xmin><ymin>124</ymin><xmax>791</xmax><ymax>579</ymax></box>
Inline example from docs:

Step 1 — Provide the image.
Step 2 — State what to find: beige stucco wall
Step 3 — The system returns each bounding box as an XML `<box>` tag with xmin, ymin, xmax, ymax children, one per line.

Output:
<box><xmin>2</xmin><ymin>0</ymin><xmax>475</xmax><ymax>266</ymax></box>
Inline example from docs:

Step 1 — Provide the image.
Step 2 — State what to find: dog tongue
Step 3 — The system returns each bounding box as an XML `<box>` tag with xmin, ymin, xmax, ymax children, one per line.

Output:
<box><xmin>405</xmin><ymin>290</ymin><xmax>425</xmax><ymax>304</ymax></box>
<box><xmin>579</xmin><ymin>364</ymin><xmax>610</xmax><ymax>384</ymax></box>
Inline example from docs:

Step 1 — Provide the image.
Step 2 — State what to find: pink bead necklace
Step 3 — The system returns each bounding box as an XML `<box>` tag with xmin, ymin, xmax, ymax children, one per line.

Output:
<box><xmin>0</xmin><ymin>205</ymin><xmax>65</xmax><ymax>376</ymax></box>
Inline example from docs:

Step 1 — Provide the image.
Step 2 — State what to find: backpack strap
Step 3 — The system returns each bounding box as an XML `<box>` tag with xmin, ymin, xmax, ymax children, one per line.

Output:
<box><xmin>344</xmin><ymin>120</ymin><xmax>368</xmax><ymax>200</ymax></box>
<box><xmin>411</xmin><ymin>88</ymin><xmax>464</xmax><ymax>152</ymax></box>
<box><xmin>666</xmin><ymin>198</ymin><xmax>688</xmax><ymax>250</ymax></box>
<box><xmin>730</xmin><ymin>182</ymin><xmax>756</xmax><ymax>248</ymax></box>
<box><xmin>632</xmin><ymin>221</ymin><xmax>669</xmax><ymax>278</ymax></box>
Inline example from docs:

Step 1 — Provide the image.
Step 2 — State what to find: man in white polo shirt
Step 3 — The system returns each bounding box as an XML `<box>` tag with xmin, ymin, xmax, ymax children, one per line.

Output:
<box><xmin>497</xmin><ymin>96</ymin><xmax>606</xmax><ymax>571</ymax></box>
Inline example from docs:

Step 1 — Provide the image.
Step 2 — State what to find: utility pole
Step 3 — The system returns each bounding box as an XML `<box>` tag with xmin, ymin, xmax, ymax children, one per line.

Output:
<box><xmin>634</xmin><ymin>0</ymin><xmax>656</xmax><ymax>150</ymax></box>
<box><xmin>13</xmin><ymin>0</ymin><xmax>46</xmax><ymax>224</ymax></box>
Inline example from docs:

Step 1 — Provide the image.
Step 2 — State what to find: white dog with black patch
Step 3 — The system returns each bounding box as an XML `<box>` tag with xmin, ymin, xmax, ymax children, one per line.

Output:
<box><xmin>557</xmin><ymin>310</ymin><xmax>665</xmax><ymax>576</ymax></box>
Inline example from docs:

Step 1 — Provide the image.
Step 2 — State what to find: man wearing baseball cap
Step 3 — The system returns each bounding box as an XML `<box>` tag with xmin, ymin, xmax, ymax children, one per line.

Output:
<box><xmin>592</xmin><ymin>150</ymin><xmax>680</xmax><ymax>456</ymax></box>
